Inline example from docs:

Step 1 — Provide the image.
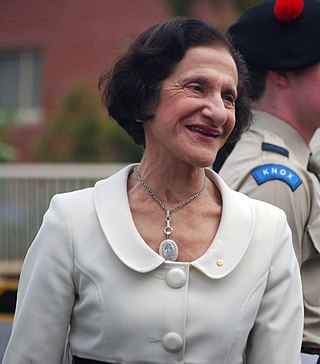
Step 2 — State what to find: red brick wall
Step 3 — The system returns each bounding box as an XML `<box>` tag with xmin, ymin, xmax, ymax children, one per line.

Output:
<box><xmin>0</xmin><ymin>0</ymin><xmax>233</xmax><ymax>161</ymax></box>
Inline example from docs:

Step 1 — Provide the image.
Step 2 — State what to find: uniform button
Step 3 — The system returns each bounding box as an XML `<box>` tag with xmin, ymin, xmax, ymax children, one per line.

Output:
<box><xmin>162</xmin><ymin>332</ymin><xmax>183</xmax><ymax>352</ymax></box>
<box><xmin>166</xmin><ymin>268</ymin><xmax>186</xmax><ymax>288</ymax></box>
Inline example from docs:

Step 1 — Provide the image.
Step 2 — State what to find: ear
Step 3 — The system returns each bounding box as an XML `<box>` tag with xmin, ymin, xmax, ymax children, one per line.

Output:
<box><xmin>268</xmin><ymin>70</ymin><xmax>290</xmax><ymax>87</ymax></box>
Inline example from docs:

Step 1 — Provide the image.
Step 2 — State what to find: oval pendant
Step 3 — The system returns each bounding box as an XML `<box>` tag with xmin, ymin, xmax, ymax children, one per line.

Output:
<box><xmin>159</xmin><ymin>239</ymin><xmax>178</xmax><ymax>261</ymax></box>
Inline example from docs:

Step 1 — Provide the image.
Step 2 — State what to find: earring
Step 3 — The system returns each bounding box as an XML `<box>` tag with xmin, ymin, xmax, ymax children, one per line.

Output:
<box><xmin>136</xmin><ymin>119</ymin><xmax>143</xmax><ymax>123</ymax></box>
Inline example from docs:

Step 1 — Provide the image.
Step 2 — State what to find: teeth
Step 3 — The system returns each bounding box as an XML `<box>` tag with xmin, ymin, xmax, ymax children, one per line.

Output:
<box><xmin>189</xmin><ymin>126</ymin><xmax>216</xmax><ymax>136</ymax></box>
<box><xmin>189</xmin><ymin>126</ymin><xmax>207</xmax><ymax>133</ymax></box>
<box><xmin>191</xmin><ymin>126</ymin><xmax>204</xmax><ymax>132</ymax></box>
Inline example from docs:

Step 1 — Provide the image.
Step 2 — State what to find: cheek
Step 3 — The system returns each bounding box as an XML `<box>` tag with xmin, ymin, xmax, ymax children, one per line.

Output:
<box><xmin>226</xmin><ymin>114</ymin><xmax>236</xmax><ymax>135</ymax></box>
<box><xmin>153</xmin><ymin>97</ymin><xmax>179</xmax><ymax>122</ymax></box>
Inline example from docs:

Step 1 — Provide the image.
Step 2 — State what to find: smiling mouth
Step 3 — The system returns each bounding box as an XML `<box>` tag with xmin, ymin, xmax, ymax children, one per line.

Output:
<box><xmin>187</xmin><ymin>126</ymin><xmax>220</xmax><ymax>138</ymax></box>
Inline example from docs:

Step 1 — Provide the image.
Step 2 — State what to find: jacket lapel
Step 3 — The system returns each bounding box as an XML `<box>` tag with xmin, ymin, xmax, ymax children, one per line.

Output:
<box><xmin>94</xmin><ymin>164</ymin><xmax>164</xmax><ymax>273</ymax></box>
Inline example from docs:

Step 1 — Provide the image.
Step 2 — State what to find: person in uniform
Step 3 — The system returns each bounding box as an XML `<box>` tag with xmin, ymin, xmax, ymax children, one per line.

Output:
<box><xmin>219</xmin><ymin>0</ymin><xmax>320</xmax><ymax>362</ymax></box>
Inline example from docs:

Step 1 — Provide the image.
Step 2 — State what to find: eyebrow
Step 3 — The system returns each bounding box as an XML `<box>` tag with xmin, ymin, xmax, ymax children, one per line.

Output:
<box><xmin>182</xmin><ymin>75</ymin><xmax>210</xmax><ymax>84</ymax></box>
<box><xmin>182</xmin><ymin>75</ymin><xmax>238</xmax><ymax>97</ymax></box>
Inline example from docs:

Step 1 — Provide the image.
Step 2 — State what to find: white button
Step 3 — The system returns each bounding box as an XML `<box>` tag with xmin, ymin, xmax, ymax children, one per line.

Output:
<box><xmin>162</xmin><ymin>332</ymin><xmax>183</xmax><ymax>352</ymax></box>
<box><xmin>166</xmin><ymin>268</ymin><xmax>186</xmax><ymax>288</ymax></box>
<box><xmin>216</xmin><ymin>259</ymin><xmax>224</xmax><ymax>266</ymax></box>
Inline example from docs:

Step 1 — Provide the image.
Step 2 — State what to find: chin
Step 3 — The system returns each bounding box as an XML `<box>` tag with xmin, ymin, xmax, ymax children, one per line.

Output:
<box><xmin>201</xmin><ymin>161</ymin><xmax>215</xmax><ymax>168</ymax></box>
<box><xmin>200</xmin><ymin>152</ymin><xmax>218</xmax><ymax>168</ymax></box>
<box><xmin>182</xmin><ymin>147</ymin><xmax>218</xmax><ymax>168</ymax></box>
<box><xmin>191</xmin><ymin>155</ymin><xmax>216</xmax><ymax>168</ymax></box>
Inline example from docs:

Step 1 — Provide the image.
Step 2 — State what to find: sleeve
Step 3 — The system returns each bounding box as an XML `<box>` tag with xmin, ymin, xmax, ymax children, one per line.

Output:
<box><xmin>238</xmin><ymin>175</ymin><xmax>309</xmax><ymax>265</ymax></box>
<box><xmin>246</xmin><ymin>210</ymin><xmax>304</xmax><ymax>364</ymax></box>
<box><xmin>2</xmin><ymin>195</ymin><xmax>75</xmax><ymax>364</ymax></box>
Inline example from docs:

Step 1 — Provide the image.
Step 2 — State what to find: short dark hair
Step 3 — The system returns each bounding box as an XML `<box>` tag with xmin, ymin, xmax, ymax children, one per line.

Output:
<box><xmin>99</xmin><ymin>17</ymin><xmax>251</xmax><ymax>145</ymax></box>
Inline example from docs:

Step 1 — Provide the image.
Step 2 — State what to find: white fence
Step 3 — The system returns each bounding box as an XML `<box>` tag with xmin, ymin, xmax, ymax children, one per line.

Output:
<box><xmin>0</xmin><ymin>163</ymin><xmax>125</xmax><ymax>277</ymax></box>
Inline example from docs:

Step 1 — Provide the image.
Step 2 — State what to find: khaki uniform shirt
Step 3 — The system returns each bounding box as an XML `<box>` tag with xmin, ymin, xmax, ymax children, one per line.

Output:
<box><xmin>220</xmin><ymin>111</ymin><xmax>320</xmax><ymax>348</ymax></box>
<box><xmin>311</xmin><ymin>129</ymin><xmax>320</xmax><ymax>161</ymax></box>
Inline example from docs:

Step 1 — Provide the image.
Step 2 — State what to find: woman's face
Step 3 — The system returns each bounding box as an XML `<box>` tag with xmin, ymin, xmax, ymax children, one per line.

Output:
<box><xmin>143</xmin><ymin>46</ymin><xmax>238</xmax><ymax>167</ymax></box>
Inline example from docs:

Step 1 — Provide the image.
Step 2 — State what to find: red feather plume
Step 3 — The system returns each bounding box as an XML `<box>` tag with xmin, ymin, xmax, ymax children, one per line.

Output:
<box><xmin>274</xmin><ymin>0</ymin><xmax>304</xmax><ymax>22</ymax></box>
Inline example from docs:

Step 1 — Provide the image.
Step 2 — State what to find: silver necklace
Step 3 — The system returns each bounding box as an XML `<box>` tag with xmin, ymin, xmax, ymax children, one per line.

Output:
<box><xmin>133</xmin><ymin>166</ymin><xmax>206</xmax><ymax>261</ymax></box>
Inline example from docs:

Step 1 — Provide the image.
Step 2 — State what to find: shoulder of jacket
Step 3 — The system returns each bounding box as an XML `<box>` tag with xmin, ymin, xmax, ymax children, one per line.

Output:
<box><xmin>49</xmin><ymin>185</ymin><xmax>95</xmax><ymax>214</ymax></box>
<box><xmin>56</xmin><ymin>185</ymin><xmax>94</xmax><ymax>200</ymax></box>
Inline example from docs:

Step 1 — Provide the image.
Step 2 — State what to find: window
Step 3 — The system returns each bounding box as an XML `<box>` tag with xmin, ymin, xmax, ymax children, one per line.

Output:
<box><xmin>0</xmin><ymin>49</ymin><xmax>43</xmax><ymax>124</ymax></box>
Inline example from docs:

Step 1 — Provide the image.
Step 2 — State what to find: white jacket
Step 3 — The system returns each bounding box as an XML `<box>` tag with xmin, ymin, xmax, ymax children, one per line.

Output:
<box><xmin>3</xmin><ymin>164</ymin><xmax>303</xmax><ymax>364</ymax></box>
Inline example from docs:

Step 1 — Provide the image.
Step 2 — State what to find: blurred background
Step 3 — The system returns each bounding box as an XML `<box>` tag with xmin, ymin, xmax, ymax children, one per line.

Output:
<box><xmin>0</xmin><ymin>0</ymin><xmax>261</xmax><ymax>165</ymax></box>
<box><xmin>0</xmin><ymin>0</ymin><xmax>285</xmax><ymax>358</ymax></box>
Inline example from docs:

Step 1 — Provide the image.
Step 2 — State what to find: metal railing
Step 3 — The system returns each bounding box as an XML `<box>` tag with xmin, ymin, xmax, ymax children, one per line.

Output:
<box><xmin>0</xmin><ymin>163</ymin><xmax>125</xmax><ymax>277</ymax></box>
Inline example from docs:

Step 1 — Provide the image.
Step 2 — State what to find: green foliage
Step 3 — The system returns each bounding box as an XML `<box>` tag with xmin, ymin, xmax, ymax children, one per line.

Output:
<box><xmin>233</xmin><ymin>0</ymin><xmax>260</xmax><ymax>12</ymax></box>
<box><xmin>34</xmin><ymin>82</ymin><xmax>143</xmax><ymax>163</ymax></box>
<box><xmin>0</xmin><ymin>109</ymin><xmax>17</xmax><ymax>162</ymax></box>
<box><xmin>164</xmin><ymin>0</ymin><xmax>194</xmax><ymax>16</ymax></box>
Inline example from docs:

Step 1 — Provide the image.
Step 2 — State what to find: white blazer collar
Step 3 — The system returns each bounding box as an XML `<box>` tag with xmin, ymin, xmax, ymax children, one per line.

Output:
<box><xmin>94</xmin><ymin>164</ymin><xmax>254</xmax><ymax>278</ymax></box>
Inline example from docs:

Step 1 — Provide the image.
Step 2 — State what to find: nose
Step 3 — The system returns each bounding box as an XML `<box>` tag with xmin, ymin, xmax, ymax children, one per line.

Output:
<box><xmin>201</xmin><ymin>97</ymin><xmax>228</xmax><ymax>126</ymax></box>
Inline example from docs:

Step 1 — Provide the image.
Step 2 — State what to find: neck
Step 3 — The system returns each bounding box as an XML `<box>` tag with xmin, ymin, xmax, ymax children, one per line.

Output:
<box><xmin>254</xmin><ymin>101</ymin><xmax>316</xmax><ymax>144</ymax></box>
<box><xmin>133</xmin><ymin>164</ymin><xmax>208</xmax><ymax>262</ymax></box>
<box><xmin>134</xmin><ymin>166</ymin><xmax>207</xmax><ymax>213</ymax></box>
<box><xmin>136</xmin><ymin>164</ymin><xmax>206</xmax><ymax>206</ymax></box>
<box><xmin>255</xmin><ymin>72</ymin><xmax>318</xmax><ymax>144</ymax></box>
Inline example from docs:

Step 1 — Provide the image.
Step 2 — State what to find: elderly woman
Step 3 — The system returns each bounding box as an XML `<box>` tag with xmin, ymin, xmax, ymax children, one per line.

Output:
<box><xmin>3</xmin><ymin>17</ymin><xmax>303</xmax><ymax>364</ymax></box>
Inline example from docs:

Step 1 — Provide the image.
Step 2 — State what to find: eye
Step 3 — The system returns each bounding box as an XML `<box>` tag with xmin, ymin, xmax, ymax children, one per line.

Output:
<box><xmin>186</xmin><ymin>83</ymin><xmax>203</xmax><ymax>93</ymax></box>
<box><xmin>223</xmin><ymin>93</ymin><xmax>236</xmax><ymax>109</ymax></box>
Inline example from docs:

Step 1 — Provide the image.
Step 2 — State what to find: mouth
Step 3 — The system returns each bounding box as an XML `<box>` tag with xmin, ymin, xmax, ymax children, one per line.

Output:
<box><xmin>186</xmin><ymin>125</ymin><xmax>221</xmax><ymax>138</ymax></box>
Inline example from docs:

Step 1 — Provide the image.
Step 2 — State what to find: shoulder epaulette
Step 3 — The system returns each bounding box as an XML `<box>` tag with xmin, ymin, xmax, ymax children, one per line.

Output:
<box><xmin>262</xmin><ymin>142</ymin><xmax>289</xmax><ymax>157</ymax></box>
